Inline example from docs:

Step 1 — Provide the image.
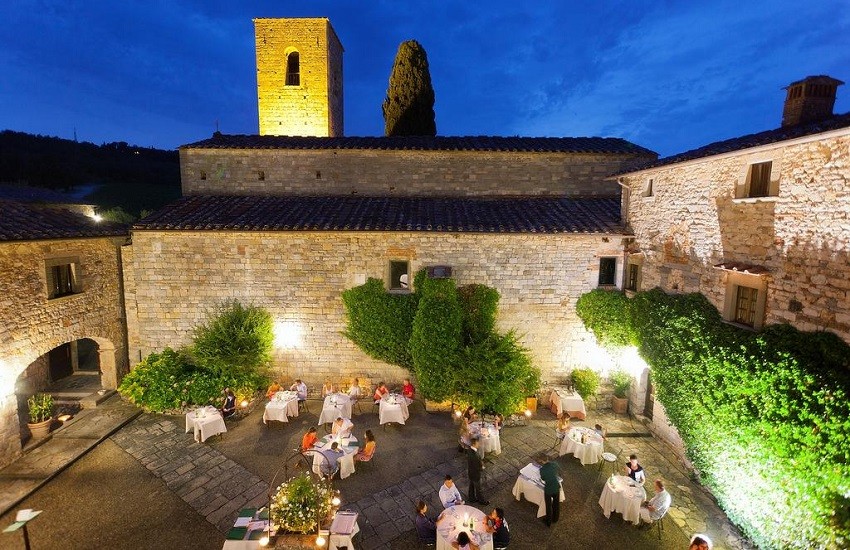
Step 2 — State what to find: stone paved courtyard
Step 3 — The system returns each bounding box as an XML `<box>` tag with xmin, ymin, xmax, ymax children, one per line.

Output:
<box><xmin>0</xmin><ymin>396</ymin><xmax>750</xmax><ymax>549</ymax></box>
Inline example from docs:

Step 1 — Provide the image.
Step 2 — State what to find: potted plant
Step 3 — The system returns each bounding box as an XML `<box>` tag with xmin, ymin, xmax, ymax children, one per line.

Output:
<box><xmin>609</xmin><ymin>369</ymin><xmax>632</xmax><ymax>414</ymax></box>
<box><xmin>571</xmin><ymin>368</ymin><xmax>600</xmax><ymax>400</ymax></box>
<box><xmin>27</xmin><ymin>393</ymin><xmax>54</xmax><ymax>438</ymax></box>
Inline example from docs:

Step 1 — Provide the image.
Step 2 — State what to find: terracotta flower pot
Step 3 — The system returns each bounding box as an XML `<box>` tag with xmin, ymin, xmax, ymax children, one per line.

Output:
<box><xmin>611</xmin><ymin>396</ymin><xmax>628</xmax><ymax>414</ymax></box>
<box><xmin>27</xmin><ymin>418</ymin><xmax>53</xmax><ymax>439</ymax></box>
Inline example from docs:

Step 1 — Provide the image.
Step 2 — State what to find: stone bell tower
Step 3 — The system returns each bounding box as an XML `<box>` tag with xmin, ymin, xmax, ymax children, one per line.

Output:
<box><xmin>254</xmin><ymin>18</ymin><xmax>344</xmax><ymax>136</ymax></box>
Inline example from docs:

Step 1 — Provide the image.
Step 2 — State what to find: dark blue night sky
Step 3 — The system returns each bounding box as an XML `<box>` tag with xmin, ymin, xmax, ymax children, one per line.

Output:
<box><xmin>1</xmin><ymin>1</ymin><xmax>848</xmax><ymax>156</ymax></box>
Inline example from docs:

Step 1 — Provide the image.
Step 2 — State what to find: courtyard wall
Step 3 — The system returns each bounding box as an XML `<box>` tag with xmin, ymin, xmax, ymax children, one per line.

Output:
<box><xmin>124</xmin><ymin>230</ymin><xmax>626</xmax><ymax>390</ymax></box>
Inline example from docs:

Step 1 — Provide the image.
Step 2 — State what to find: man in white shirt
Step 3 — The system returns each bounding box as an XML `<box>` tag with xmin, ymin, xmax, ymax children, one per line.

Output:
<box><xmin>290</xmin><ymin>379</ymin><xmax>308</xmax><ymax>401</ymax></box>
<box><xmin>331</xmin><ymin>416</ymin><xmax>354</xmax><ymax>438</ymax></box>
<box><xmin>640</xmin><ymin>479</ymin><xmax>672</xmax><ymax>525</ymax></box>
<box><xmin>438</xmin><ymin>475</ymin><xmax>464</xmax><ymax>508</ymax></box>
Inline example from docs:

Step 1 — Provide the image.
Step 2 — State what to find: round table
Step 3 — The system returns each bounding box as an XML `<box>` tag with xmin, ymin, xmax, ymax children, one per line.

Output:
<box><xmin>310</xmin><ymin>434</ymin><xmax>359</xmax><ymax>479</ymax></box>
<box><xmin>599</xmin><ymin>474</ymin><xmax>647</xmax><ymax>525</ymax></box>
<box><xmin>469</xmin><ymin>421</ymin><xmax>501</xmax><ymax>455</ymax></box>
<box><xmin>263</xmin><ymin>391</ymin><xmax>299</xmax><ymax>424</ymax></box>
<box><xmin>435</xmin><ymin>504</ymin><xmax>493</xmax><ymax>550</ymax></box>
<box><xmin>379</xmin><ymin>394</ymin><xmax>410</xmax><ymax>425</ymax></box>
<box><xmin>318</xmin><ymin>393</ymin><xmax>353</xmax><ymax>424</ymax></box>
<box><xmin>559</xmin><ymin>426</ymin><xmax>603</xmax><ymax>464</ymax></box>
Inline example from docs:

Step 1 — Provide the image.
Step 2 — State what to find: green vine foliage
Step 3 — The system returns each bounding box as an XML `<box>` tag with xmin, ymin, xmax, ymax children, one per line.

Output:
<box><xmin>575</xmin><ymin>288</ymin><xmax>633</xmax><ymax>348</ymax></box>
<box><xmin>577</xmin><ymin>287</ymin><xmax>850</xmax><ymax>549</ymax></box>
<box><xmin>191</xmin><ymin>300</ymin><xmax>274</xmax><ymax>376</ymax></box>
<box><xmin>457</xmin><ymin>284</ymin><xmax>500</xmax><ymax>345</ymax></box>
<box><xmin>409</xmin><ymin>277</ymin><xmax>463</xmax><ymax>402</ymax></box>
<box><xmin>341</xmin><ymin>278</ymin><xmax>419</xmax><ymax>369</ymax></box>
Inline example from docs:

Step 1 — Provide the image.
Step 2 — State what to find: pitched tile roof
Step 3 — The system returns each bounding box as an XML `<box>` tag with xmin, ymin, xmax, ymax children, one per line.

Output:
<box><xmin>180</xmin><ymin>133</ymin><xmax>656</xmax><ymax>156</ymax></box>
<box><xmin>0</xmin><ymin>200</ymin><xmax>128</xmax><ymax>242</ymax></box>
<box><xmin>134</xmin><ymin>195</ymin><xmax>624</xmax><ymax>234</ymax></box>
<box><xmin>618</xmin><ymin>112</ymin><xmax>850</xmax><ymax>173</ymax></box>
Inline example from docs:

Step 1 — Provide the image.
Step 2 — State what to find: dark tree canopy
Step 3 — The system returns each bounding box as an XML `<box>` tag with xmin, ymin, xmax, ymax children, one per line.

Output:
<box><xmin>382</xmin><ymin>40</ymin><xmax>437</xmax><ymax>136</ymax></box>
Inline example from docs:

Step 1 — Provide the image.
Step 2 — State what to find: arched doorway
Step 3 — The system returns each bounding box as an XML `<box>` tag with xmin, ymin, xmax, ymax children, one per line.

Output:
<box><xmin>16</xmin><ymin>338</ymin><xmax>106</xmax><ymax>444</ymax></box>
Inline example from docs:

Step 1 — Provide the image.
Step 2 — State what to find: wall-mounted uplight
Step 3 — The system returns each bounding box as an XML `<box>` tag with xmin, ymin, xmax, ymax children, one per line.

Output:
<box><xmin>92</xmin><ymin>213</ymin><xmax>103</xmax><ymax>223</ymax></box>
<box><xmin>274</xmin><ymin>321</ymin><xmax>303</xmax><ymax>349</ymax></box>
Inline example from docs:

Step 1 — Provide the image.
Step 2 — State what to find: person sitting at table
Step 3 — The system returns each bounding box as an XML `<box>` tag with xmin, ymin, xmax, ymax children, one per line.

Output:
<box><xmin>594</xmin><ymin>423</ymin><xmax>606</xmax><ymax>439</ymax></box>
<box><xmin>458</xmin><ymin>419</ymin><xmax>472</xmax><ymax>452</ymax></box>
<box><xmin>555</xmin><ymin>412</ymin><xmax>571</xmax><ymax>440</ymax></box>
<box><xmin>373</xmin><ymin>381</ymin><xmax>389</xmax><ymax>403</ymax></box>
<box><xmin>689</xmin><ymin>535</ymin><xmax>712</xmax><ymax>550</ymax></box>
<box><xmin>493</xmin><ymin>413</ymin><xmax>504</xmax><ymax>432</ymax></box>
<box><xmin>348</xmin><ymin>378</ymin><xmax>362</xmax><ymax>401</ymax></box>
<box><xmin>301</xmin><ymin>426</ymin><xmax>318</xmax><ymax>452</ymax></box>
<box><xmin>221</xmin><ymin>388</ymin><xmax>236</xmax><ymax>418</ymax></box>
<box><xmin>640</xmin><ymin>479</ymin><xmax>672</xmax><ymax>526</ymax></box>
<box><xmin>266</xmin><ymin>380</ymin><xmax>281</xmax><ymax>399</ymax></box>
<box><xmin>322</xmin><ymin>378</ymin><xmax>335</xmax><ymax>397</ymax></box>
<box><xmin>462</xmin><ymin>406</ymin><xmax>477</xmax><ymax>424</ymax></box>
<box><xmin>331</xmin><ymin>416</ymin><xmax>354</xmax><ymax>438</ymax></box>
<box><xmin>483</xmin><ymin>508</ymin><xmax>510</xmax><ymax>548</ymax></box>
<box><xmin>439</xmin><ymin>474</ymin><xmax>464</xmax><ymax>507</ymax></box>
<box><xmin>414</xmin><ymin>501</ymin><xmax>444</xmax><ymax>545</ymax></box>
<box><xmin>290</xmin><ymin>379</ymin><xmax>308</xmax><ymax>402</ymax></box>
<box><xmin>319</xmin><ymin>442</ymin><xmax>345</xmax><ymax>478</ymax></box>
<box><xmin>401</xmin><ymin>378</ymin><xmax>415</xmax><ymax>401</ymax></box>
<box><xmin>355</xmin><ymin>430</ymin><xmax>376</xmax><ymax>461</ymax></box>
<box><xmin>625</xmin><ymin>454</ymin><xmax>646</xmax><ymax>484</ymax></box>
<box><xmin>451</xmin><ymin>531</ymin><xmax>479</xmax><ymax>550</ymax></box>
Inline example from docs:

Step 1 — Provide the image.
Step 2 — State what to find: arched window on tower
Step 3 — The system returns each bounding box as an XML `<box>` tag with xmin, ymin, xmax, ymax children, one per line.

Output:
<box><xmin>286</xmin><ymin>51</ymin><xmax>300</xmax><ymax>86</ymax></box>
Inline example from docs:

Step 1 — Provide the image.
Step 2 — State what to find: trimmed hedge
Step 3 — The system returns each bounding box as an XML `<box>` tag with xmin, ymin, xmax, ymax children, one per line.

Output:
<box><xmin>576</xmin><ymin>287</ymin><xmax>850</xmax><ymax>549</ymax></box>
<box><xmin>191</xmin><ymin>300</ymin><xmax>274</xmax><ymax>375</ymax></box>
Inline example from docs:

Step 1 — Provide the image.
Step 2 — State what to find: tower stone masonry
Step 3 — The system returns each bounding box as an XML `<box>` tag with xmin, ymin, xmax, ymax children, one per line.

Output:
<box><xmin>254</xmin><ymin>18</ymin><xmax>344</xmax><ymax>137</ymax></box>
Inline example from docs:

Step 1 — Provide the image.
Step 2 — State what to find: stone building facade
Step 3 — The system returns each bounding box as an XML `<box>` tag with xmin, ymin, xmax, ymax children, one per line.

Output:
<box><xmin>0</xmin><ymin>199</ymin><xmax>128</xmax><ymax>468</ymax></box>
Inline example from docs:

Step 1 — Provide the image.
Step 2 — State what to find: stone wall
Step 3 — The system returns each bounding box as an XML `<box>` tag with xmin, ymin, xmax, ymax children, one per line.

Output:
<box><xmin>255</xmin><ymin>18</ymin><xmax>343</xmax><ymax>137</ymax></box>
<box><xmin>180</xmin><ymin>148</ymin><xmax>647</xmax><ymax>198</ymax></box>
<box><xmin>622</xmin><ymin>130</ymin><xmax>850</xmax><ymax>342</ymax></box>
<box><xmin>125</xmin><ymin>230</ymin><xmax>627</xmax><ymax>390</ymax></box>
<box><xmin>0</xmin><ymin>237</ymin><xmax>129</xmax><ymax>468</ymax></box>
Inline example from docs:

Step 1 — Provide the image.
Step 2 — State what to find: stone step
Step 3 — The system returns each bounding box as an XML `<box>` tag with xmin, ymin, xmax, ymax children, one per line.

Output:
<box><xmin>80</xmin><ymin>389</ymin><xmax>116</xmax><ymax>409</ymax></box>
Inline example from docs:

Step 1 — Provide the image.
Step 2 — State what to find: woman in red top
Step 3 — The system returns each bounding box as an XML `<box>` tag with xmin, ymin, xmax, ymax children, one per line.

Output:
<box><xmin>373</xmin><ymin>381</ymin><xmax>389</xmax><ymax>403</ymax></box>
<box><xmin>301</xmin><ymin>427</ymin><xmax>318</xmax><ymax>452</ymax></box>
<box><xmin>402</xmin><ymin>378</ymin><xmax>415</xmax><ymax>400</ymax></box>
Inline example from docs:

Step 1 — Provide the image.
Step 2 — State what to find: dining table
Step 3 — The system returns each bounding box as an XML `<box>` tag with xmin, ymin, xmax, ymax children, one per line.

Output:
<box><xmin>550</xmin><ymin>387</ymin><xmax>587</xmax><ymax>420</ymax></box>
<box><xmin>435</xmin><ymin>504</ymin><xmax>493</xmax><ymax>550</ymax></box>
<box><xmin>263</xmin><ymin>390</ymin><xmax>299</xmax><ymax>424</ymax></box>
<box><xmin>379</xmin><ymin>393</ymin><xmax>410</xmax><ymax>425</ymax></box>
<box><xmin>511</xmin><ymin>463</ymin><xmax>566</xmax><ymax>518</ymax></box>
<box><xmin>185</xmin><ymin>405</ymin><xmax>227</xmax><ymax>443</ymax></box>
<box><xmin>328</xmin><ymin>510</ymin><xmax>360</xmax><ymax>550</ymax></box>
<box><xmin>318</xmin><ymin>393</ymin><xmax>353</xmax><ymax>425</ymax></box>
<box><xmin>599</xmin><ymin>474</ymin><xmax>647</xmax><ymax>525</ymax></box>
<box><xmin>469</xmin><ymin>421</ymin><xmax>501</xmax><ymax>456</ymax></box>
<box><xmin>559</xmin><ymin>426</ymin><xmax>604</xmax><ymax>465</ymax></box>
<box><xmin>221</xmin><ymin>507</ymin><xmax>270</xmax><ymax>549</ymax></box>
<box><xmin>310</xmin><ymin>434</ymin><xmax>359</xmax><ymax>479</ymax></box>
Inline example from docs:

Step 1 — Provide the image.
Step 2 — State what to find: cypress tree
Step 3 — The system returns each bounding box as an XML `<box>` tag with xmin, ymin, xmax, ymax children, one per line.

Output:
<box><xmin>382</xmin><ymin>40</ymin><xmax>437</xmax><ymax>136</ymax></box>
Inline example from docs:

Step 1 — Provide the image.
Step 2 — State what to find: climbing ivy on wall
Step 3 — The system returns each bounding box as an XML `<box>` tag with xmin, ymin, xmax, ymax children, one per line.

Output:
<box><xmin>576</xmin><ymin>287</ymin><xmax>850</xmax><ymax>550</ymax></box>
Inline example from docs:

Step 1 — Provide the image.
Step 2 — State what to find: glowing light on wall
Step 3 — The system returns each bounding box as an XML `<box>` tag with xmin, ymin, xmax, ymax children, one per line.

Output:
<box><xmin>274</xmin><ymin>321</ymin><xmax>304</xmax><ymax>349</ymax></box>
<box><xmin>0</xmin><ymin>360</ymin><xmax>17</xmax><ymax>397</ymax></box>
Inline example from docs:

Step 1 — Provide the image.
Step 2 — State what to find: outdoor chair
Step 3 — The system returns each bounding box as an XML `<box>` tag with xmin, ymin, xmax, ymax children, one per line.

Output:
<box><xmin>654</xmin><ymin>511</ymin><xmax>667</xmax><ymax>539</ymax></box>
<box><xmin>596</xmin><ymin>448</ymin><xmax>621</xmax><ymax>482</ymax></box>
<box><xmin>298</xmin><ymin>398</ymin><xmax>310</xmax><ymax>414</ymax></box>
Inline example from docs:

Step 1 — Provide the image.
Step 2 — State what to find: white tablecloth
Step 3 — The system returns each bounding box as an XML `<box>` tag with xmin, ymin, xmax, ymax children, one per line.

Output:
<box><xmin>469</xmin><ymin>421</ymin><xmax>501</xmax><ymax>455</ymax></box>
<box><xmin>221</xmin><ymin>519</ymin><xmax>269</xmax><ymax>550</ymax></box>
<box><xmin>599</xmin><ymin>475</ymin><xmax>647</xmax><ymax>525</ymax></box>
<box><xmin>511</xmin><ymin>464</ymin><xmax>566</xmax><ymax>518</ymax></box>
<box><xmin>329</xmin><ymin>511</ymin><xmax>359</xmax><ymax>550</ymax></box>
<box><xmin>319</xmin><ymin>394</ymin><xmax>353</xmax><ymax>425</ymax></box>
<box><xmin>311</xmin><ymin>435</ymin><xmax>359</xmax><ymax>479</ymax></box>
<box><xmin>379</xmin><ymin>394</ymin><xmax>410</xmax><ymax>425</ymax></box>
<box><xmin>263</xmin><ymin>392</ymin><xmax>299</xmax><ymax>424</ymax></box>
<box><xmin>435</xmin><ymin>505</ymin><xmax>493</xmax><ymax>550</ymax></box>
<box><xmin>550</xmin><ymin>388</ymin><xmax>587</xmax><ymax>420</ymax></box>
<box><xmin>185</xmin><ymin>406</ymin><xmax>227</xmax><ymax>442</ymax></box>
<box><xmin>559</xmin><ymin>426</ymin><xmax>603</xmax><ymax>464</ymax></box>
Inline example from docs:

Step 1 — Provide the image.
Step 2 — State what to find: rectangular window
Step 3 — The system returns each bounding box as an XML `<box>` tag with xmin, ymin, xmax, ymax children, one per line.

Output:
<box><xmin>641</xmin><ymin>178</ymin><xmax>654</xmax><ymax>198</ymax></box>
<box><xmin>598</xmin><ymin>258</ymin><xmax>617</xmax><ymax>286</ymax></box>
<box><xmin>46</xmin><ymin>261</ymin><xmax>80</xmax><ymax>299</ymax></box>
<box><xmin>734</xmin><ymin>285</ymin><xmax>758</xmax><ymax>326</ymax></box>
<box><xmin>389</xmin><ymin>260</ymin><xmax>410</xmax><ymax>291</ymax></box>
<box><xmin>626</xmin><ymin>263</ymin><xmax>640</xmax><ymax>292</ymax></box>
<box><xmin>747</xmin><ymin>161</ymin><xmax>772</xmax><ymax>198</ymax></box>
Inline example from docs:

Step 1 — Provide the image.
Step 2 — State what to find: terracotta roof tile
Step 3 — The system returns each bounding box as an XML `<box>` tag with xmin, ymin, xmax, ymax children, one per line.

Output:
<box><xmin>134</xmin><ymin>195</ymin><xmax>624</xmax><ymax>234</ymax></box>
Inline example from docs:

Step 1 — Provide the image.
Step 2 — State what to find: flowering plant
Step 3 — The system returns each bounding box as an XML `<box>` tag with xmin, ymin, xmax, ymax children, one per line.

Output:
<box><xmin>271</xmin><ymin>474</ymin><xmax>333</xmax><ymax>534</ymax></box>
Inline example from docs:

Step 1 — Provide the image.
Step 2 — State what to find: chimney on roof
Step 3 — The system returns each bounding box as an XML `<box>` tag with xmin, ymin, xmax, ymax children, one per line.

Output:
<box><xmin>782</xmin><ymin>75</ymin><xmax>844</xmax><ymax>127</ymax></box>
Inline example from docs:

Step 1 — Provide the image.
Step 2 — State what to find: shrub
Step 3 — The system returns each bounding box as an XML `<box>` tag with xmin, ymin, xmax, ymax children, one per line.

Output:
<box><xmin>342</xmin><ymin>278</ymin><xmax>419</xmax><ymax>368</ymax></box>
<box><xmin>457</xmin><ymin>284</ymin><xmax>500</xmax><ymax>345</ymax></box>
<box><xmin>27</xmin><ymin>393</ymin><xmax>54</xmax><ymax>423</ymax></box>
<box><xmin>609</xmin><ymin>369</ymin><xmax>632</xmax><ymax>399</ymax></box>
<box><xmin>571</xmin><ymin>368</ymin><xmax>600</xmax><ymax>400</ymax></box>
<box><xmin>191</xmin><ymin>301</ymin><xmax>274</xmax><ymax>376</ymax></box>
<box><xmin>271</xmin><ymin>474</ymin><xmax>334</xmax><ymax>534</ymax></box>
<box><xmin>458</xmin><ymin>331</ymin><xmax>540</xmax><ymax>415</ymax></box>
<box><xmin>576</xmin><ymin>286</ymin><xmax>850</xmax><ymax>549</ymax></box>
<box><xmin>409</xmin><ymin>277</ymin><xmax>463</xmax><ymax>402</ymax></box>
